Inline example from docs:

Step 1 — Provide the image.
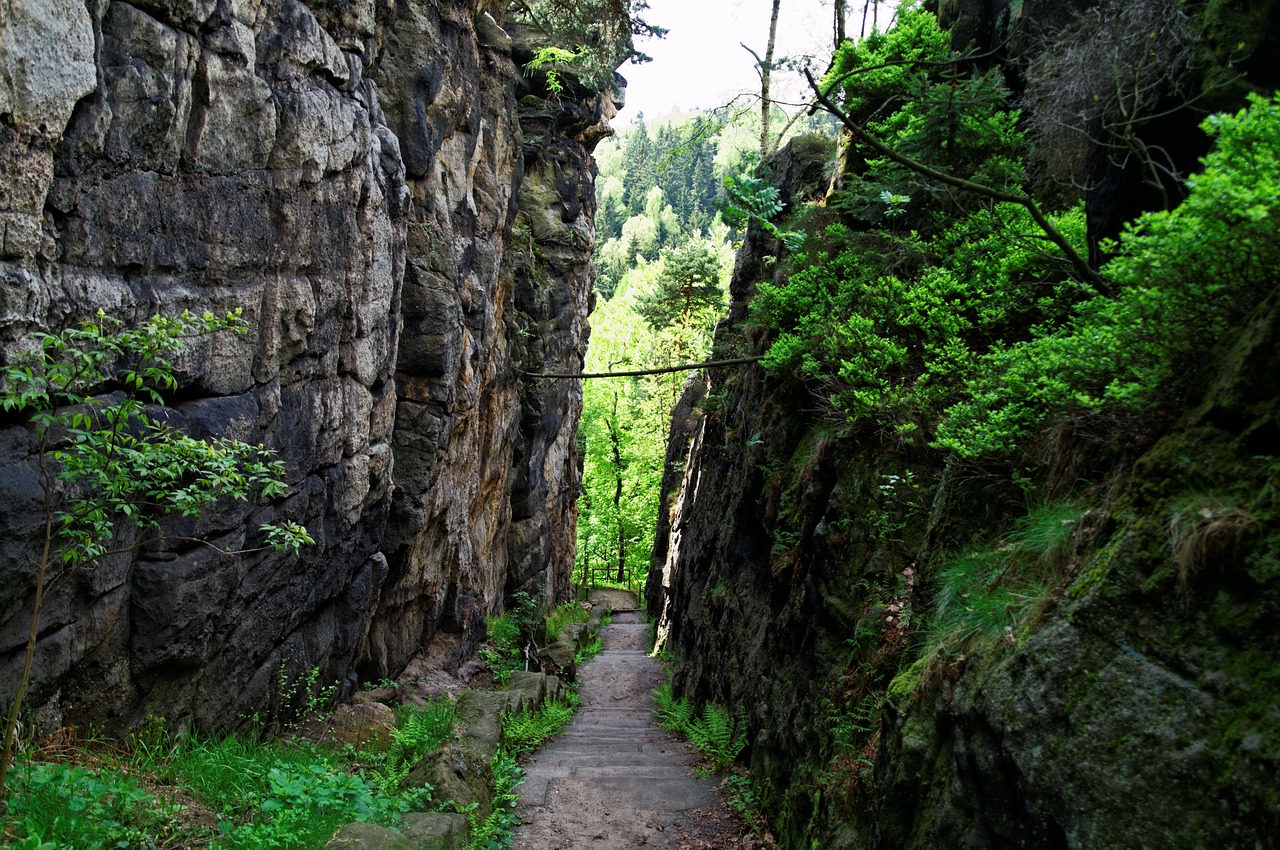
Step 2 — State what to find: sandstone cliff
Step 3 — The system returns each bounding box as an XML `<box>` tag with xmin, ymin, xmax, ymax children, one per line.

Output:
<box><xmin>0</xmin><ymin>0</ymin><xmax>607</xmax><ymax>731</ymax></box>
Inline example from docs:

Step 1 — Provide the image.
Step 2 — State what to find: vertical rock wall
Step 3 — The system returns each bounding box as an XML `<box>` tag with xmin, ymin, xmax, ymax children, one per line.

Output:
<box><xmin>0</xmin><ymin>0</ymin><xmax>603</xmax><ymax>731</ymax></box>
<box><xmin>649</xmin><ymin>4</ymin><xmax>1280</xmax><ymax>848</ymax></box>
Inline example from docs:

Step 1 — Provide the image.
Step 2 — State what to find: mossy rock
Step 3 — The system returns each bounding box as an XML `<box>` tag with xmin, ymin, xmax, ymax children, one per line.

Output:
<box><xmin>402</xmin><ymin>743</ymin><xmax>494</xmax><ymax>822</ymax></box>
<box><xmin>324</xmin><ymin>822</ymin><xmax>414</xmax><ymax>850</ymax></box>
<box><xmin>400</xmin><ymin>812</ymin><xmax>470</xmax><ymax>850</ymax></box>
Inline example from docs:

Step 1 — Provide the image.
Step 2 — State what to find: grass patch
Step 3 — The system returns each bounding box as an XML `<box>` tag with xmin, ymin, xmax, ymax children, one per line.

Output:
<box><xmin>897</xmin><ymin>500</ymin><xmax>1085</xmax><ymax>697</ymax></box>
<box><xmin>1</xmin><ymin>697</ymin><xmax>458</xmax><ymax>850</ymax></box>
<box><xmin>544</xmin><ymin>602</ymin><xmax>591</xmax><ymax>642</ymax></box>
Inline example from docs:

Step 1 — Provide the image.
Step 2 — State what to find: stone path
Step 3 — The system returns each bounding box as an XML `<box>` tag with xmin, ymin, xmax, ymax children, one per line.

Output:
<box><xmin>512</xmin><ymin>593</ymin><xmax>737</xmax><ymax>849</ymax></box>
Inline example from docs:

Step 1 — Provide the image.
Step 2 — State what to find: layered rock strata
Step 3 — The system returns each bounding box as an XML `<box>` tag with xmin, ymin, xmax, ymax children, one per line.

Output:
<box><xmin>0</xmin><ymin>0</ymin><xmax>606</xmax><ymax>731</ymax></box>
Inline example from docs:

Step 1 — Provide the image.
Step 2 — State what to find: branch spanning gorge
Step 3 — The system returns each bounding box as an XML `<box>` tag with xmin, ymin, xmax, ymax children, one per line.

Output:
<box><xmin>0</xmin><ymin>0</ymin><xmax>612</xmax><ymax>732</ymax></box>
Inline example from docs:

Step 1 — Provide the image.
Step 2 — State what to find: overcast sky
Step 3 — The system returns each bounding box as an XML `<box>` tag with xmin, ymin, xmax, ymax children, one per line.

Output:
<box><xmin>616</xmin><ymin>0</ymin><xmax>895</xmax><ymax>123</ymax></box>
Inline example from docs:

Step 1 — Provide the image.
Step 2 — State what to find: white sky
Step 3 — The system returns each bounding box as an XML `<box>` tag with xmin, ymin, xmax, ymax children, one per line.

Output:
<box><xmin>616</xmin><ymin>0</ymin><xmax>895</xmax><ymax>123</ymax></box>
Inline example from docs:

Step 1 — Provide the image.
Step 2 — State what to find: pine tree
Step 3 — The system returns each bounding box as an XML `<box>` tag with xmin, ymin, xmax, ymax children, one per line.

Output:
<box><xmin>635</xmin><ymin>240</ymin><xmax>723</xmax><ymax>329</ymax></box>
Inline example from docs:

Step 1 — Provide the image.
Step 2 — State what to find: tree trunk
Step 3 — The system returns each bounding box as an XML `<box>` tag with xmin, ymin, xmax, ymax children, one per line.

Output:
<box><xmin>761</xmin><ymin>0</ymin><xmax>781</xmax><ymax>156</ymax></box>
<box><xmin>607</xmin><ymin>394</ymin><xmax>626</xmax><ymax>584</ymax></box>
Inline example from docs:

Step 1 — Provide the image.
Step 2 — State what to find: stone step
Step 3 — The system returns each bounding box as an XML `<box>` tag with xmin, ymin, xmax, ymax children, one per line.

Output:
<box><xmin>521</xmin><ymin>776</ymin><xmax>717</xmax><ymax>810</ymax></box>
<box><xmin>531</xmin><ymin>753</ymin><xmax>697</xmax><ymax>771</ymax></box>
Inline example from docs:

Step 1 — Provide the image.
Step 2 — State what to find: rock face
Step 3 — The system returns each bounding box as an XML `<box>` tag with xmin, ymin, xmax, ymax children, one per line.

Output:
<box><xmin>648</xmin><ymin>4</ymin><xmax>1280</xmax><ymax>849</ymax></box>
<box><xmin>0</xmin><ymin>0</ymin><xmax>605</xmax><ymax>731</ymax></box>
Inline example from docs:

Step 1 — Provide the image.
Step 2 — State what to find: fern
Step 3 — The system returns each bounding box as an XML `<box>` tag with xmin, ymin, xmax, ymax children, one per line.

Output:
<box><xmin>653</xmin><ymin>680</ymin><xmax>745</xmax><ymax>773</ymax></box>
<box><xmin>652</xmin><ymin>680</ymin><xmax>695</xmax><ymax>734</ymax></box>
<box><xmin>687</xmin><ymin>705</ymin><xmax>746</xmax><ymax>773</ymax></box>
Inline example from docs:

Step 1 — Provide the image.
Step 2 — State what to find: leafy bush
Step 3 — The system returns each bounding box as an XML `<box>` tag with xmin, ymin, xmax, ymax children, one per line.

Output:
<box><xmin>936</xmin><ymin>93</ymin><xmax>1280</xmax><ymax>457</ymax></box>
<box><xmin>755</xmin><ymin>3</ymin><xmax>1280</xmax><ymax>467</ymax></box>
<box><xmin>4</xmin><ymin>761</ymin><xmax>167</xmax><ymax>849</ymax></box>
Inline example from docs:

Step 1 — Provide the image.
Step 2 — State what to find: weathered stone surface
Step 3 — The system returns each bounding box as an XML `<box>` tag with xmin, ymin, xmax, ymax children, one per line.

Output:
<box><xmin>400</xmin><ymin>812</ymin><xmax>469</xmax><ymax>850</ymax></box>
<box><xmin>0</xmin><ymin>0</ymin><xmax>607</xmax><ymax>735</ymax></box>
<box><xmin>297</xmin><ymin>701</ymin><xmax>397</xmax><ymax>751</ymax></box>
<box><xmin>324</xmin><ymin>822</ymin><xmax>414</xmax><ymax>850</ymax></box>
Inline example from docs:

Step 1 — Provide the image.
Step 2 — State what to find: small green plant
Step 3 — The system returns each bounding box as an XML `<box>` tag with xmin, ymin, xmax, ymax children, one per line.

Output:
<box><xmin>722</xmin><ymin>175</ymin><xmax>806</xmax><ymax>252</ymax></box>
<box><xmin>502</xmin><ymin>698</ymin><xmax>576</xmax><ymax>757</ymax></box>
<box><xmin>479</xmin><ymin>592</ymin><xmax>538</xmax><ymax>686</ymax></box>
<box><xmin>722</xmin><ymin>774</ymin><xmax>766</xmax><ymax>839</ymax></box>
<box><xmin>464</xmin><ymin>748</ymin><xmax>523</xmax><ymax>850</ymax></box>
<box><xmin>827</xmin><ymin>692</ymin><xmax>883</xmax><ymax>769</ymax></box>
<box><xmin>354</xmin><ymin>699</ymin><xmax>456</xmax><ymax>799</ymax></box>
<box><xmin>686</xmin><ymin>704</ymin><xmax>746</xmax><ymax>774</ymax></box>
<box><xmin>573</xmin><ymin>634</ymin><xmax>604</xmax><ymax>665</ymax></box>
<box><xmin>523</xmin><ymin>45</ymin><xmax>582</xmax><ymax>96</ymax></box>
<box><xmin>653</xmin><ymin>679</ymin><xmax>695</xmax><ymax>734</ymax></box>
<box><xmin>543</xmin><ymin>601</ymin><xmax>590</xmax><ymax>642</ymax></box>
<box><xmin>652</xmin><ymin>679</ymin><xmax>745</xmax><ymax>774</ymax></box>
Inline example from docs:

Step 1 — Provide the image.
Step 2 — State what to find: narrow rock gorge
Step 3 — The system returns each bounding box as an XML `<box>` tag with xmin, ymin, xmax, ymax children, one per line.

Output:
<box><xmin>1</xmin><ymin>0</ymin><xmax>609</xmax><ymax>732</ymax></box>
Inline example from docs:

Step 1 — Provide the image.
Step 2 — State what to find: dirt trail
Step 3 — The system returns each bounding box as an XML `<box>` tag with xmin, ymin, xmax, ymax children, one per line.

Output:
<box><xmin>513</xmin><ymin>592</ymin><xmax>753</xmax><ymax>849</ymax></box>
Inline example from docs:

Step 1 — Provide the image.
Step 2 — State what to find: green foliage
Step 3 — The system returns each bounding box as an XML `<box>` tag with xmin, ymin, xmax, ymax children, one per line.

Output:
<box><xmin>1</xmin><ymin>310</ymin><xmax>312</xmax><ymax>804</ymax></box>
<box><xmin>575</xmin><ymin>246</ymin><xmax>728</xmax><ymax>592</ymax></box>
<box><xmin>502</xmin><ymin>699</ymin><xmax>576</xmax><ymax>757</ymax></box>
<box><xmin>215</xmin><ymin>764</ymin><xmax>386</xmax><ymax>850</ymax></box>
<box><xmin>635</xmin><ymin>240</ymin><xmax>725</xmax><ymax>330</ymax></box>
<box><xmin>523</xmin><ymin>46</ymin><xmax>581</xmax><ymax>96</ymax></box>
<box><xmin>3</xmin><ymin>761</ymin><xmax>168</xmax><ymax>849</ymax></box>
<box><xmin>936</xmin><ymin>93</ymin><xmax>1280</xmax><ymax>457</ymax></box>
<box><xmin>358</xmin><ymin>700</ymin><xmax>456</xmax><ymax>799</ymax></box>
<box><xmin>722</xmin><ymin>175</ymin><xmax>805</xmax><ymax>252</ymax></box>
<box><xmin>2</xmin><ymin>699</ymin><xmax>456</xmax><ymax>850</ymax></box>
<box><xmin>543</xmin><ymin>602</ymin><xmax>590</xmax><ymax>642</ymax></box>
<box><xmin>754</xmin><ymin>8</ymin><xmax>1280</xmax><ymax>468</ymax></box>
<box><xmin>751</xmin><ymin>7</ymin><xmax>1090</xmax><ymax>442</ymax></box>
<box><xmin>652</xmin><ymin>680</ymin><xmax>745</xmax><ymax>773</ymax></box>
<box><xmin>573</xmin><ymin>634</ymin><xmax>604</xmax><ymax>665</ymax></box>
<box><xmin>463</xmin><ymin>749</ymin><xmax>522</xmax><ymax>850</ymax></box>
<box><xmin>514</xmin><ymin>0</ymin><xmax>664</xmax><ymax>92</ymax></box>
<box><xmin>479</xmin><ymin>592</ymin><xmax>538</xmax><ymax>686</ymax></box>
<box><xmin>0</xmin><ymin>310</ymin><xmax>311</xmax><ymax>564</ymax></box>
<box><xmin>722</xmin><ymin>774</ymin><xmax>766</xmax><ymax>838</ymax></box>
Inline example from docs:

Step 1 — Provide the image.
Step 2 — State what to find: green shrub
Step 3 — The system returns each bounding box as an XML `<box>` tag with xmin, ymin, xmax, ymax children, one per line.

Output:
<box><xmin>4</xmin><ymin>760</ymin><xmax>167</xmax><ymax>850</ymax></box>
<box><xmin>936</xmin><ymin>93</ymin><xmax>1280</xmax><ymax>457</ymax></box>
